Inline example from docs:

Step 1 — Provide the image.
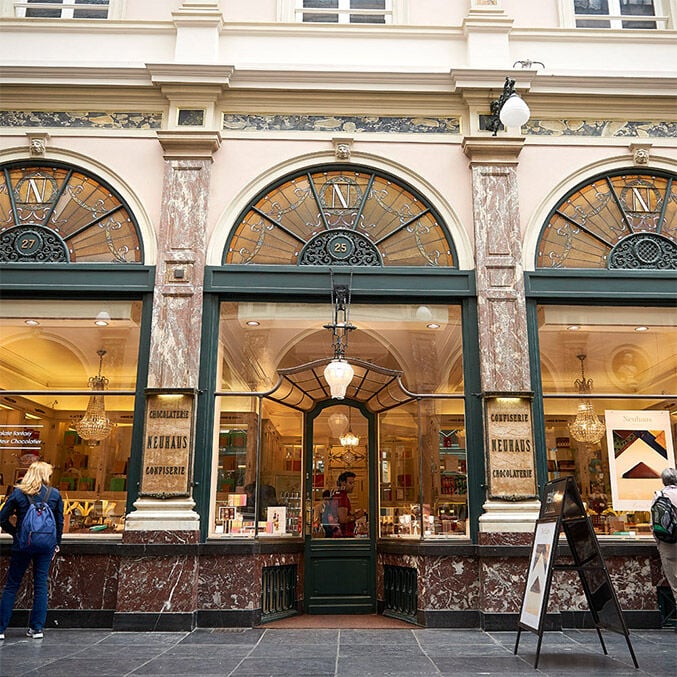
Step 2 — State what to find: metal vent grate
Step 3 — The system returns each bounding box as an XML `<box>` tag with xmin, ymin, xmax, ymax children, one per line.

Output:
<box><xmin>261</xmin><ymin>564</ymin><xmax>297</xmax><ymax>622</ymax></box>
<box><xmin>383</xmin><ymin>564</ymin><xmax>418</xmax><ymax>622</ymax></box>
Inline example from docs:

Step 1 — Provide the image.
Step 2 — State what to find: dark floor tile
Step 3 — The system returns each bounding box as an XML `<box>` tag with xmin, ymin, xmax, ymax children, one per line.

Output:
<box><xmin>179</xmin><ymin>628</ymin><xmax>265</xmax><ymax>645</ymax></box>
<box><xmin>338</xmin><ymin>629</ymin><xmax>418</xmax><ymax>645</ymax></box>
<box><xmin>129</xmin><ymin>656</ymin><xmax>245</xmax><ymax>675</ymax></box>
<box><xmin>338</xmin><ymin>654</ymin><xmax>438</xmax><ymax>675</ymax></box>
<box><xmin>258</xmin><ymin>629</ymin><xmax>338</xmax><ymax>645</ymax></box>
<box><xmin>232</xmin><ymin>656</ymin><xmax>337</xmax><ymax>675</ymax></box>
<box><xmin>433</xmin><ymin>655</ymin><xmax>537</xmax><ymax>675</ymax></box>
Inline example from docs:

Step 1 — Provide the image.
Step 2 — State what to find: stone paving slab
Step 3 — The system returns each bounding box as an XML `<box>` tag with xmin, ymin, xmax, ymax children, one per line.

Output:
<box><xmin>0</xmin><ymin>627</ymin><xmax>673</xmax><ymax>677</ymax></box>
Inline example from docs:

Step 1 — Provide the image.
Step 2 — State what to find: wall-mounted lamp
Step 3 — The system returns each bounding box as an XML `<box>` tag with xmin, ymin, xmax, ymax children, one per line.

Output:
<box><xmin>487</xmin><ymin>77</ymin><xmax>531</xmax><ymax>136</ymax></box>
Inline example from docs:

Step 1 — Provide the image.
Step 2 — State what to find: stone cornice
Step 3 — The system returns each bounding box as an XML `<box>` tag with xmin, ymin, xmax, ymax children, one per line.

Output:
<box><xmin>229</xmin><ymin>68</ymin><xmax>452</xmax><ymax>92</ymax></box>
<box><xmin>0</xmin><ymin>65</ymin><xmax>152</xmax><ymax>87</ymax></box>
<box><xmin>147</xmin><ymin>63</ymin><xmax>234</xmax><ymax>88</ymax></box>
<box><xmin>156</xmin><ymin>130</ymin><xmax>222</xmax><ymax>160</ymax></box>
<box><xmin>462</xmin><ymin>137</ymin><xmax>525</xmax><ymax>165</ymax></box>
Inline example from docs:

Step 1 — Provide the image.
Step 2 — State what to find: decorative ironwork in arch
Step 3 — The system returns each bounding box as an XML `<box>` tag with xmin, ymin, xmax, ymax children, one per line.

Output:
<box><xmin>0</xmin><ymin>162</ymin><xmax>143</xmax><ymax>264</ymax></box>
<box><xmin>224</xmin><ymin>165</ymin><xmax>456</xmax><ymax>267</ymax></box>
<box><xmin>536</xmin><ymin>170</ymin><xmax>677</xmax><ymax>270</ymax></box>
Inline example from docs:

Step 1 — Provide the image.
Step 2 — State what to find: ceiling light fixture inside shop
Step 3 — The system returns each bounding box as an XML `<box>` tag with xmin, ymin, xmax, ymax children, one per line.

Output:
<box><xmin>568</xmin><ymin>353</ymin><xmax>606</xmax><ymax>445</ymax></box>
<box><xmin>75</xmin><ymin>349</ymin><xmax>115</xmax><ymax>445</ymax></box>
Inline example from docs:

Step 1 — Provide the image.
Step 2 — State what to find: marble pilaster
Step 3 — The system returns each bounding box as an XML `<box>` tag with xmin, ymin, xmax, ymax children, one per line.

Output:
<box><xmin>463</xmin><ymin>137</ymin><xmax>538</xmax><ymax>536</ymax></box>
<box><xmin>114</xmin><ymin>132</ymin><xmax>220</xmax><ymax>626</ymax></box>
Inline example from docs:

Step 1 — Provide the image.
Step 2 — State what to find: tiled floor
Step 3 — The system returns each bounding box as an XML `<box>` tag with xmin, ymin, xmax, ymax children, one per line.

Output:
<box><xmin>0</xmin><ymin>623</ymin><xmax>674</xmax><ymax>676</ymax></box>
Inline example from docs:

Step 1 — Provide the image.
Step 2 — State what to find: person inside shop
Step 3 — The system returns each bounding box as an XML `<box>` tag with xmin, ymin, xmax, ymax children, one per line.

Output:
<box><xmin>334</xmin><ymin>471</ymin><xmax>364</xmax><ymax>538</ymax></box>
<box><xmin>0</xmin><ymin>461</ymin><xmax>64</xmax><ymax>641</ymax></box>
<box><xmin>243</xmin><ymin>482</ymin><xmax>280</xmax><ymax>522</ymax></box>
<box><xmin>653</xmin><ymin>467</ymin><xmax>677</xmax><ymax>608</ymax></box>
<box><xmin>318</xmin><ymin>489</ymin><xmax>340</xmax><ymax>537</ymax></box>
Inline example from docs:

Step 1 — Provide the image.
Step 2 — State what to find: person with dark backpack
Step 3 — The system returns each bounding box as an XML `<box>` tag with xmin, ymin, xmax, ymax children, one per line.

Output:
<box><xmin>651</xmin><ymin>467</ymin><xmax>677</xmax><ymax>609</ymax></box>
<box><xmin>0</xmin><ymin>461</ymin><xmax>63</xmax><ymax>640</ymax></box>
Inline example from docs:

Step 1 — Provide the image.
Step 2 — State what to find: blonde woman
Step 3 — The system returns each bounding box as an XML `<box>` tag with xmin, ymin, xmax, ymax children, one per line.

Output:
<box><xmin>0</xmin><ymin>461</ymin><xmax>64</xmax><ymax>640</ymax></box>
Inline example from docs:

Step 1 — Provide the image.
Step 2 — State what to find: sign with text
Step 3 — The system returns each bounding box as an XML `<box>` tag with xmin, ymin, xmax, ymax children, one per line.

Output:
<box><xmin>485</xmin><ymin>395</ymin><xmax>537</xmax><ymax>500</ymax></box>
<box><xmin>0</xmin><ymin>425</ymin><xmax>43</xmax><ymax>455</ymax></box>
<box><xmin>140</xmin><ymin>390</ymin><xmax>195</xmax><ymax>498</ymax></box>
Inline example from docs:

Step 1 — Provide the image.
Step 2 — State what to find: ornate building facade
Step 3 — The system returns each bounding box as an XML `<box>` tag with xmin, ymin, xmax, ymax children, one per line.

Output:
<box><xmin>0</xmin><ymin>0</ymin><xmax>675</xmax><ymax>630</ymax></box>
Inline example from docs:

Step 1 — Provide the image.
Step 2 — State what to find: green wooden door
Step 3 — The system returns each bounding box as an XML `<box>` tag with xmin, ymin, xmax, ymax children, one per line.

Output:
<box><xmin>304</xmin><ymin>401</ymin><xmax>376</xmax><ymax>614</ymax></box>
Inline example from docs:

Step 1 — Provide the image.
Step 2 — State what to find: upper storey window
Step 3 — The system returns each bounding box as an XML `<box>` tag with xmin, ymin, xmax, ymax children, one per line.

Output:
<box><xmin>15</xmin><ymin>0</ymin><xmax>109</xmax><ymax>19</ymax></box>
<box><xmin>574</xmin><ymin>0</ymin><xmax>666</xmax><ymax>29</ymax></box>
<box><xmin>297</xmin><ymin>0</ymin><xmax>391</xmax><ymax>24</ymax></box>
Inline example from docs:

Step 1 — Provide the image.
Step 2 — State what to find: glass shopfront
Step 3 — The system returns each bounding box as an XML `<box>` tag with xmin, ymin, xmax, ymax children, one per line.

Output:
<box><xmin>538</xmin><ymin>303</ymin><xmax>676</xmax><ymax>537</ymax></box>
<box><xmin>0</xmin><ymin>299</ymin><xmax>142</xmax><ymax>536</ymax></box>
<box><xmin>209</xmin><ymin>300</ymin><xmax>469</xmax><ymax>540</ymax></box>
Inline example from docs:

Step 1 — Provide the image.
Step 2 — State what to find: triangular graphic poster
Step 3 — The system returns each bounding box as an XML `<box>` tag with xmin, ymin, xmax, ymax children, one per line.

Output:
<box><xmin>606</xmin><ymin>410</ymin><xmax>675</xmax><ymax>510</ymax></box>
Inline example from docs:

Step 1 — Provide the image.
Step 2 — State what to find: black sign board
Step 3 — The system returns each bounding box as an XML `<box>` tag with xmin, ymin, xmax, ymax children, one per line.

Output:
<box><xmin>515</xmin><ymin>476</ymin><xmax>638</xmax><ymax>669</ymax></box>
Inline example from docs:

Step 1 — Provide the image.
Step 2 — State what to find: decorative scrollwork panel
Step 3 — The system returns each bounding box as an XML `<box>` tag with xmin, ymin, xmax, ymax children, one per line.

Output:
<box><xmin>0</xmin><ymin>163</ymin><xmax>142</xmax><ymax>264</ymax></box>
<box><xmin>536</xmin><ymin>171</ymin><xmax>677</xmax><ymax>270</ymax></box>
<box><xmin>224</xmin><ymin>165</ymin><xmax>456</xmax><ymax>268</ymax></box>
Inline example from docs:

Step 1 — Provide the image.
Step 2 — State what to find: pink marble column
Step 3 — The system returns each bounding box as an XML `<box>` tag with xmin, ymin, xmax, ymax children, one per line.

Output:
<box><xmin>116</xmin><ymin>132</ymin><xmax>221</xmax><ymax>629</ymax></box>
<box><xmin>463</xmin><ymin>138</ymin><xmax>539</xmax><ymax>540</ymax></box>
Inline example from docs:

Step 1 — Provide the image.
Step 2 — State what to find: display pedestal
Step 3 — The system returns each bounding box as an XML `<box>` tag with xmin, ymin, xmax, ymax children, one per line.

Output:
<box><xmin>479</xmin><ymin>499</ymin><xmax>540</xmax><ymax>533</ymax></box>
<box><xmin>125</xmin><ymin>497</ymin><xmax>199</xmax><ymax>531</ymax></box>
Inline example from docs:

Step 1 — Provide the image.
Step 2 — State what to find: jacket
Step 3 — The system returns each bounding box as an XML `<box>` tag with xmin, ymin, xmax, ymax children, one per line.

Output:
<box><xmin>0</xmin><ymin>484</ymin><xmax>64</xmax><ymax>550</ymax></box>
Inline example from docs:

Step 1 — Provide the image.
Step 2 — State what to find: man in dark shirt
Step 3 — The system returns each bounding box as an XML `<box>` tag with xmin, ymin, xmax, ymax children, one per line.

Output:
<box><xmin>334</xmin><ymin>471</ymin><xmax>363</xmax><ymax>537</ymax></box>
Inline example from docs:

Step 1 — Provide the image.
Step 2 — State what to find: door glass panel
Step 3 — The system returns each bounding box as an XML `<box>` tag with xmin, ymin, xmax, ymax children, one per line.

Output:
<box><xmin>311</xmin><ymin>405</ymin><xmax>369</xmax><ymax>539</ymax></box>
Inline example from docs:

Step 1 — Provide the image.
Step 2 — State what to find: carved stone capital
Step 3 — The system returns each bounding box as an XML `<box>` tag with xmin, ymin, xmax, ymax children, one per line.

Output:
<box><xmin>156</xmin><ymin>130</ymin><xmax>222</xmax><ymax>161</ymax></box>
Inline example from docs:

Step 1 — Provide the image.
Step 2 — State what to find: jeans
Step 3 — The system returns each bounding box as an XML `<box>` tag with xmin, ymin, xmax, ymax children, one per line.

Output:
<box><xmin>0</xmin><ymin>549</ymin><xmax>53</xmax><ymax>632</ymax></box>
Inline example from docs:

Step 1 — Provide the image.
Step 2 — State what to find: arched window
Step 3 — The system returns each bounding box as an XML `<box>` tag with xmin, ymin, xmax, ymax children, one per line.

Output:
<box><xmin>0</xmin><ymin>162</ymin><xmax>143</xmax><ymax>263</ymax></box>
<box><xmin>224</xmin><ymin>165</ymin><xmax>456</xmax><ymax>267</ymax></box>
<box><xmin>536</xmin><ymin>170</ymin><xmax>677</xmax><ymax>270</ymax></box>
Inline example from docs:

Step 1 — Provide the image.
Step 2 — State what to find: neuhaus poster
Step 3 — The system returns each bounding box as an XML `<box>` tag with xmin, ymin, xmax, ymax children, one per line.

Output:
<box><xmin>140</xmin><ymin>390</ymin><xmax>196</xmax><ymax>498</ymax></box>
<box><xmin>605</xmin><ymin>410</ymin><xmax>674</xmax><ymax>511</ymax></box>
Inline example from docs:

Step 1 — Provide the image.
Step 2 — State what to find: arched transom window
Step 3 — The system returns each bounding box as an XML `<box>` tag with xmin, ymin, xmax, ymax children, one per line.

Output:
<box><xmin>536</xmin><ymin>170</ymin><xmax>677</xmax><ymax>270</ymax></box>
<box><xmin>0</xmin><ymin>162</ymin><xmax>142</xmax><ymax>264</ymax></box>
<box><xmin>225</xmin><ymin>165</ymin><xmax>456</xmax><ymax>267</ymax></box>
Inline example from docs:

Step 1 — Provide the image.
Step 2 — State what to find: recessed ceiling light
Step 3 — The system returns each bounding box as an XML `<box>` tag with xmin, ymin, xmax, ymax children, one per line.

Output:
<box><xmin>95</xmin><ymin>311</ymin><xmax>111</xmax><ymax>326</ymax></box>
<box><xmin>24</xmin><ymin>319</ymin><xmax>40</xmax><ymax>326</ymax></box>
<box><xmin>634</xmin><ymin>326</ymin><xmax>649</xmax><ymax>332</ymax></box>
<box><xmin>246</xmin><ymin>320</ymin><xmax>260</xmax><ymax>327</ymax></box>
<box><xmin>426</xmin><ymin>323</ymin><xmax>440</xmax><ymax>329</ymax></box>
<box><xmin>566</xmin><ymin>325</ymin><xmax>580</xmax><ymax>331</ymax></box>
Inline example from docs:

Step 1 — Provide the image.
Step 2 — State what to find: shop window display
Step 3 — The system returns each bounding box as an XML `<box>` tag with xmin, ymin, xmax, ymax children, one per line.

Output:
<box><xmin>212</xmin><ymin>300</ymin><xmax>466</xmax><ymax>540</ymax></box>
<box><xmin>0</xmin><ymin>299</ymin><xmax>142</xmax><ymax>536</ymax></box>
<box><xmin>379</xmin><ymin>401</ymin><xmax>468</xmax><ymax>539</ymax></box>
<box><xmin>539</xmin><ymin>304</ymin><xmax>676</xmax><ymax>536</ymax></box>
<box><xmin>211</xmin><ymin>396</ymin><xmax>304</xmax><ymax>538</ymax></box>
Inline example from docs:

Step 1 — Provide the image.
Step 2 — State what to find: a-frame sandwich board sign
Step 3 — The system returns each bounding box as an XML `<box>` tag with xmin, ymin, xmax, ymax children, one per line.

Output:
<box><xmin>514</xmin><ymin>476</ymin><xmax>638</xmax><ymax>669</ymax></box>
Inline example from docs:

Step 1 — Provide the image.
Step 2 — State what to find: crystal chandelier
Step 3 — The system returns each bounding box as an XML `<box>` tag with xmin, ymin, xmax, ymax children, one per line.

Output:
<box><xmin>323</xmin><ymin>280</ymin><xmax>356</xmax><ymax>400</ymax></box>
<box><xmin>568</xmin><ymin>354</ymin><xmax>606</xmax><ymax>445</ymax></box>
<box><xmin>75</xmin><ymin>349</ymin><xmax>114</xmax><ymax>445</ymax></box>
<box><xmin>339</xmin><ymin>407</ymin><xmax>359</xmax><ymax>447</ymax></box>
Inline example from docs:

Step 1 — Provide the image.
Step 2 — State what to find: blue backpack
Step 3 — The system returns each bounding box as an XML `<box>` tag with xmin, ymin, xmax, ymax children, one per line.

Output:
<box><xmin>18</xmin><ymin>488</ymin><xmax>57</xmax><ymax>554</ymax></box>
